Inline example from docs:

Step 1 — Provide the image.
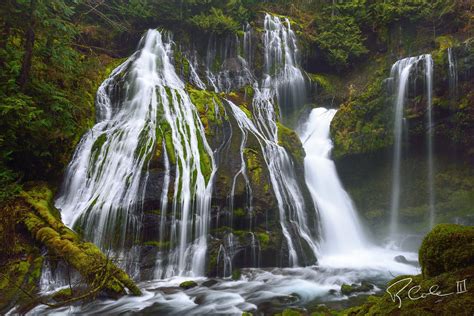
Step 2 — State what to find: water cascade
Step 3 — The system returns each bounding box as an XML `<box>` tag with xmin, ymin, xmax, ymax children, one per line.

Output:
<box><xmin>263</xmin><ymin>14</ymin><xmax>307</xmax><ymax>120</ymax></box>
<box><xmin>28</xmin><ymin>14</ymin><xmax>425</xmax><ymax>315</ymax></box>
<box><xmin>227</xmin><ymin>97</ymin><xmax>319</xmax><ymax>266</ymax></box>
<box><xmin>388</xmin><ymin>54</ymin><xmax>434</xmax><ymax>236</ymax></box>
<box><xmin>300</xmin><ymin>108</ymin><xmax>366</xmax><ymax>255</ymax></box>
<box><xmin>56</xmin><ymin>30</ymin><xmax>216</xmax><ymax>277</ymax></box>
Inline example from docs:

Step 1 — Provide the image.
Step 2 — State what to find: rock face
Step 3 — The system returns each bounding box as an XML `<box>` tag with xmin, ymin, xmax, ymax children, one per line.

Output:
<box><xmin>330</xmin><ymin>38</ymin><xmax>474</xmax><ymax>159</ymax></box>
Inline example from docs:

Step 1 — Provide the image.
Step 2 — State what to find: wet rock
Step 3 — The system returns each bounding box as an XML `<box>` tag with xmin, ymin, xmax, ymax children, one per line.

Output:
<box><xmin>202</xmin><ymin>279</ymin><xmax>219</xmax><ymax>287</ymax></box>
<box><xmin>341</xmin><ymin>281</ymin><xmax>374</xmax><ymax>295</ymax></box>
<box><xmin>394</xmin><ymin>255</ymin><xmax>408</xmax><ymax>264</ymax></box>
<box><xmin>159</xmin><ymin>287</ymin><xmax>181</xmax><ymax>295</ymax></box>
<box><xmin>179</xmin><ymin>280</ymin><xmax>198</xmax><ymax>290</ymax></box>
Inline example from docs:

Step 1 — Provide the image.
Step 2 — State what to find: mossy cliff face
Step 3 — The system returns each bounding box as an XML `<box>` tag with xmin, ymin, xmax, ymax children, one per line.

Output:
<box><xmin>0</xmin><ymin>183</ymin><xmax>140</xmax><ymax>313</ymax></box>
<box><xmin>139</xmin><ymin>83</ymin><xmax>317</xmax><ymax>276</ymax></box>
<box><xmin>330</xmin><ymin>38</ymin><xmax>474</xmax><ymax>159</ymax></box>
<box><xmin>324</xmin><ymin>38</ymin><xmax>474</xmax><ymax>237</ymax></box>
<box><xmin>137</xmin><ymin>30</ymin><xmax>317</xmax><ymax>277</ymax></box>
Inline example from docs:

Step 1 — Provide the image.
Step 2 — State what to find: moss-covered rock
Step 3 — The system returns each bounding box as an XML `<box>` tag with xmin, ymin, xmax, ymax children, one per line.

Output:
<box><xmin>179</xmin><ymin>280</ymin><xmax>198</xmax><ymax>289</ymax></box>
<box><xmin>419</xmin><ymin>224</ymin><xmax>474</xmax><ymax>278</ymax></box>
<box><xmin>277</xmin><ymin>122</ymin><xmax>305</xmax><ymax>166</ymax></box>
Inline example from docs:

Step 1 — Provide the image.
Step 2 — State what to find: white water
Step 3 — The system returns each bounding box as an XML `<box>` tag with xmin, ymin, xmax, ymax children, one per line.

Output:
<box><xmin>30</xmin><ymin>261</ymin><xmax>419</xmax><ymax>315</ymax></box>
<box><xmin>263</xmin><ymin>14</ymin><xmax>306</xmax><ymax>118</ymax></box>
<box><xmin>227</xmin><ymin>97</ymin><xmax>319</xmax><ymax>266</ymax></box>
<box><xmin>298</xmin><ymin>108</ymin><xmax>417</xmax><ymax>271</ymax></box>
<box><xmin>300</xmin><ymin>108</ymin><xmax>366</xmax><ymax>255</ymax></box>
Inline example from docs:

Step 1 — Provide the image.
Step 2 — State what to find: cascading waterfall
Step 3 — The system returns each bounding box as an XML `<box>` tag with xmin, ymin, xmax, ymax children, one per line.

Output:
<box><xmin>57</xmin><ymin>30</ymin><xmax>216</xmax><ymax>277</ymax></box>
<box><xmin>388</xmin><ymin>54</ymin><xmax>435</xmax><ymax>236</ymax></box>
<box><xmin>299</xmin><ymin>107</ymin><xmax>418</xmax><ymax>272</ymax></box>
<box><xmin>299</xmin><ymin>108</ymin><xmax>366</xmax><ymax>255</ymax></box>
<box><xmin>263</xmin><ymin>14</ymin><xmax>307</xmax><ymax>120</ymax></box>
<box><xmin>210</xmin><ymin>14</ymin><xmax>318</xmax><ymax>269</ymax></box>
<box><xmin>227</xmin><ymin>97</ymin><xmax>318</xmax><ymax>266</ymax></box>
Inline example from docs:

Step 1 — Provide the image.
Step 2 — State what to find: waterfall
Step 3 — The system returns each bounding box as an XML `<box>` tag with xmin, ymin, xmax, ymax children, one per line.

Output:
<box><xmin>425</xmin><ymin>56</ymin><xmax>435</xmax><ymax>229</ymax></box>
<box><xmin>263</xmin><ymin>14</ymin><xmax>307</xmax><ymax>120</ymax></box>
<box><xmin>388</xmin><ymin>54</ymin><xmax>435</xmax><ymax>236</ymax></box>
<box><xmin>300</xmin><ymin>108</ymin><xmax>366</xmax><ymax>255</ymax></box>
<box><xmin>448</xmin><ymin>47</ymin><xmax>458</xmax><ymax>97</ymax></box>
<box><xmin>57</xmin><ymin>30</ymin><xmax>216</xmax><ymax>277</ymax></box>
<box><xmin>227</xmin><ymin>98</ymin><xmax>318</xmax><ymax>266</ymax></box>
<box><xmin>55</xmin><ymin>12</ymin><xmax>316</xmax><ymax>280</ymax></box>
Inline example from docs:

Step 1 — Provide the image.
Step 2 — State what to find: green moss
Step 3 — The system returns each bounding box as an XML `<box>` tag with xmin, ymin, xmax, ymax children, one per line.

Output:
<box><xmin>187</xmin><ymin>86</ymin><xmax>223</xmax><ymax>132</ymax></box>
<box><xmin>143</xmin><ymin>241</ymin><xmax>170</xmax><ymax>248</ymax></box>
<box><xmin>419</xmin><ymin>224</ymin><xmax>474</xmax><ymax>278</ymax></box>
<box><xmin>256</xmin><ymin>232</ymin><xmax>270</xmax><ymax>250</ymax></box>
<box><xmin>233</xmin><ymin>208</ymin><xmax>246</xmax><ymax>218</ymax></box>
<box><xmin>330</xmin><ymin>74</ymin><xmax>392</xmax><ymax>158</ymax></box>
<box><xmin>338</xmin><ymin>224</ymin><xmax>474</xmax><ymax>315</ymax></box>
<box><xmin>275</xmin><ymin>308</ymin><xmax>304</xmax><ymax>316</ymax></box>
<box><xmin>231</xmin><ymin>268</ymin><xmax>241</xmax><ymax>280</ymax></box>
<box><xmin>18</xmin><ymin>184</ymin><xmax>142</xmax><ymax>297</ymax></box>
<box><xmin>307</xmin><ymin>73</ymin><xmax>335</xmax><ymax>94</ymax></box>
<box><xmin>243</xmin><ymin>148</ymin><xmax>263</xmax><ymax>185</ymax></box>
<box><xmin>179</xmin><ymin>280</ymin><xmax>198</xmax><ymax>289</ymax></box>
<box><xmin>276</xmin><ymin>122</ymin><xmax>305</xmax><ymax>165</ymax></box>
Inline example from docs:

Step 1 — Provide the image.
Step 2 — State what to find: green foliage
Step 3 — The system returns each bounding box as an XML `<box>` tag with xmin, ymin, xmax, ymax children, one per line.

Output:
<box><xmin>314</xmin><ymin>13</ymin><xmax>367</xmax><ymax>68</ymax></box>
<box><xmin>190</xmin><ymin>7</ymin><xmax>240</xmax><ymax>34</ymax></box>
<box><xmin>330</xmin><ymin>70</ymin><xmax>393</xmax><ymax>158</ymax></box>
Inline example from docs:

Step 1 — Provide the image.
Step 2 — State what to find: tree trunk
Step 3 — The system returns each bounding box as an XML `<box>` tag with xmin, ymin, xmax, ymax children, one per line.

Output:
<box><xmin>17</xmin><ymin>0</ymin><xmax>36</xmax><ymax>91</ymax></box>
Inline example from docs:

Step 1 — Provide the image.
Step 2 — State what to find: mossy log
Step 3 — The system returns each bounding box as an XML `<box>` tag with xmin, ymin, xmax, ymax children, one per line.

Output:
<box><xmin>18</xmin><ymin>184</ymin><xmax>141</xmax><ymax>297</ymax></box>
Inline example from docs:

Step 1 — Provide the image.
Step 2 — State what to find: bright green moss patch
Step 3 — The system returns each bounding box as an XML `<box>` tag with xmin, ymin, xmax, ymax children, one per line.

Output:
<box><xmin>276</xmin><ymin>122</ymin><xmax>305</xmax><ymax>165</ymax></box>
<box><xmin>179</xmin><ymin>280</ymin><xmax>198</xmax><ymax>289</ymax></box>
<box><xmin>419</xmin><ymin>224</ymin><xmax>474</xmax><ymax>278</ymax></box>
<box><xmin>256</xmin><ymin>232</ymin><xmax>270</xmax><ymax>250</ymax></box>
